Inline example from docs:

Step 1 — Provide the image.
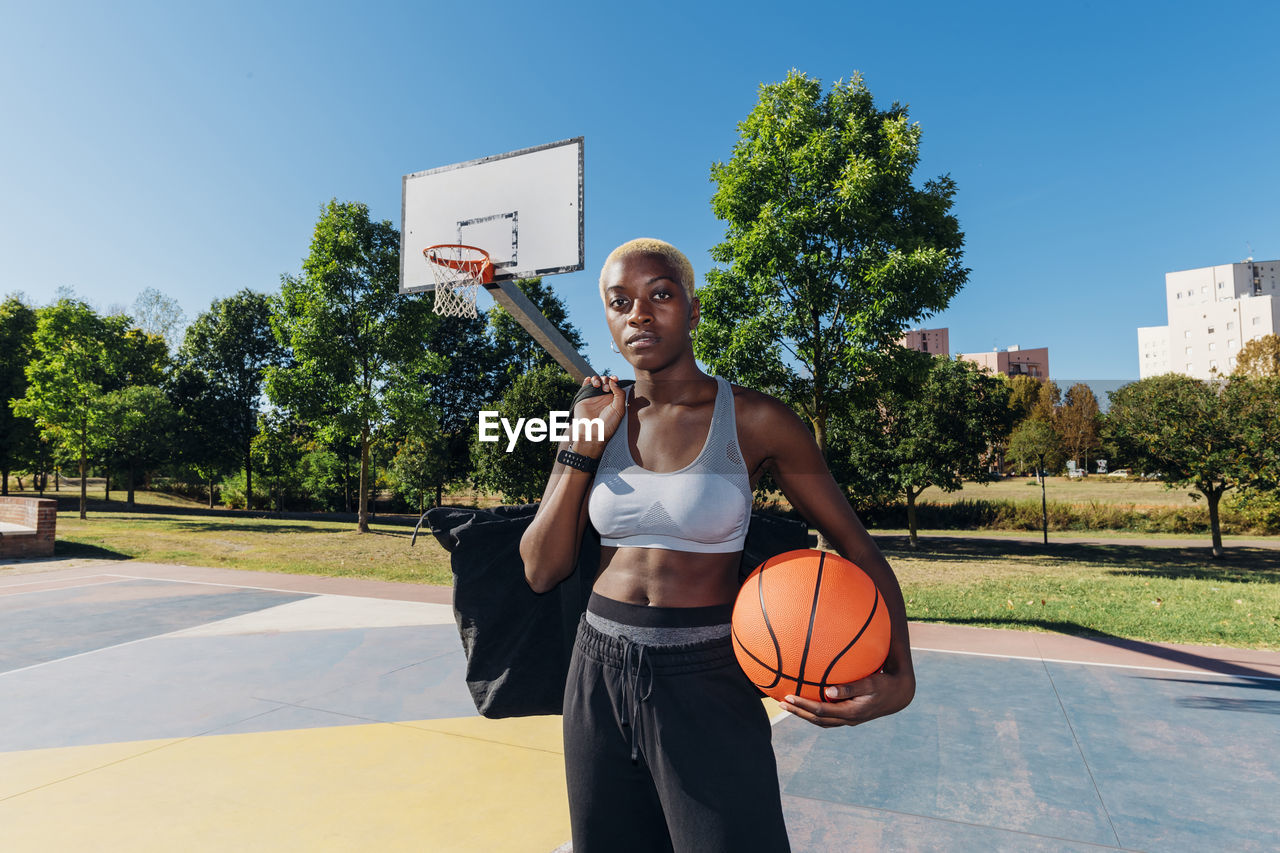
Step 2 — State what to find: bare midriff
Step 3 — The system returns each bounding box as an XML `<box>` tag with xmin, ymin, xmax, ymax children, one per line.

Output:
<box><xmin>592</xmin><ymin>547</ymin><xmax>743</xmax><ymax>608</ymax></box>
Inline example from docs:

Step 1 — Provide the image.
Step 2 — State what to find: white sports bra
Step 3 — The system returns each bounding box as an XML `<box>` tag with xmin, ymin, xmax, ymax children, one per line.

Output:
<box><xmin>587</xmin><ymin>377</ymin><xmax>753</xmax><ymax>553</ymax></box>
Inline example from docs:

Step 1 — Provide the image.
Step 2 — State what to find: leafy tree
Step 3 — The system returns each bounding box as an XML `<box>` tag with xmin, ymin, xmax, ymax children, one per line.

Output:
<box><xmin>1226</xmin><ymin>376</ymin><xmax>1280</xmax><ymax>490</ymax></box>
<box><xmin>1007</xmin><ymin>419</ymin><xmax>1066</xmax><ymax>480</ymax></box>
<box><xmin>1004</xmin><ymin>374</ymin><xmax>1042</xmax><ymax>425</ymax></box>
<box><xmin>251</xmin><ymin>409</ymin><xmax>306</xmax><ymax>512</ymax></box>
<box><xmin>180</xmin><ymin>290</ymin><xmax>286</xmax><ymax>510</ymax></box>
<box><xmin>95</xmin><ymin>385</ymin><xmax>175</xmax><ymax>505</ymax></box>
<box><xmin>1057</xmin><ymin>383</ymin><xmax>1101</xmax><ymax>472</ymax></box>
<box><xmin>268</xmin><ymin>200</ymin><xmax>437</xmax><ymax>532</ymax></box>
<box><xmin>12</xmin><ymin>300</ymin><xmax>118</xmax><ymax>518</ymax></box>
<box><xmin>167</xmin><ymin>364</ymin><xmax>241</xmax><ymax>507</ymax></box>
<box><xmin>1105</xmin><ymin>375</ymin><xmax>1267</xmax><ymax>557</ymax></box>
<box><xmin>471</xmin><ymin>364</ymin><xmax>579</xmax><ymax>504</ymax></box>
<box><xmin>1031</xmin><ymin>379</ymin><xmax>1062</xmax><ymax>424</ymax></box>
<box><xmin>833</xmin><ymin>354</ymin><xmax>1013</xmax><ymax>546</ymax></box>
<box><xmin>698</xmin><ymin>70</ymin><xmax>967</xmax><ymax>459</ymax></box>
<box><xmin>1233</xmin><ymin>333</ymin><xmax>1280</xmax><ymax>377</ymax></box>
<box><xmin>388</xmin><ymin>433</ymin><xmax>449</xmax><ymax>515</ymax></box>
<box><xmin>1</xmin><ymin>296</ymin><xmax>38</xmax><ymax>495</ymax></box>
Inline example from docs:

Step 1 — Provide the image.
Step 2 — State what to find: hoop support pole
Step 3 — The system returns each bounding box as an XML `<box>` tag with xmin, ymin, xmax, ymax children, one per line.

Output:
<box><xmin>485</xmin><ymin>280</ymin><xmax>594</xmax><ymax>383</ymax></box>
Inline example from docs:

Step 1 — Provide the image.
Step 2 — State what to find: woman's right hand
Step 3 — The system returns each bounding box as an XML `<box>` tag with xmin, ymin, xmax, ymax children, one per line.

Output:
<box><xmin>570</xmin><ymin>375</ymin><xmax>626</xmax><ymax>459</ymax></box>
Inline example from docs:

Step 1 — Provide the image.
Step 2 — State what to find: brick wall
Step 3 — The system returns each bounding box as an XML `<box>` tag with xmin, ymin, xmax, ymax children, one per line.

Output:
<box><xmin>0</xmin><ymin>497</ymin><xmax>57</xmax><ymax>559</ymax></box>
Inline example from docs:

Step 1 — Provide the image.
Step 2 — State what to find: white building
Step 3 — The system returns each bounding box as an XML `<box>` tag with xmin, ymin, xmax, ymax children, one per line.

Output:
<box><xmin>1137</xmin><ymin>259</ymin><xmax>1280</xmax><ymax>379</ymax></box>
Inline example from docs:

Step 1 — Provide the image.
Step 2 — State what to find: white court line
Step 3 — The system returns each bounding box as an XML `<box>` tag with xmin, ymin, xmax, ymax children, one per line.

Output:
<box><xmin>912</xmin><ymin>645</ymin><xmax>1280</xmax><ymax>682</ymax></box>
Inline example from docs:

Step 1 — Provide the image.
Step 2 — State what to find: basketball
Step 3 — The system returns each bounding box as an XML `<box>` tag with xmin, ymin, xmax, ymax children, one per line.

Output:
<box><xmin>732</xmin><ymin>548</ymin><xmax>891</xmax><ymax>703</ymax></box>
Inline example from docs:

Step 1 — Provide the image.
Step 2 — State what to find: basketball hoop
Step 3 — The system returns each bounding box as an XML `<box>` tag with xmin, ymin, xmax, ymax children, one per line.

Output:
<box><xmin>423</xmin><ymin>244</ymin><xmax>494</xmax><ymax>318</ymax></box>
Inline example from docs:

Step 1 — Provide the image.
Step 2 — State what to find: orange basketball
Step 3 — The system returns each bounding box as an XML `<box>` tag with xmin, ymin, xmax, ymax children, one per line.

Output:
<box><xmin>732</xmin><ymin>548</ymin><xmax>891</xmax><ymax>703</ymax></box>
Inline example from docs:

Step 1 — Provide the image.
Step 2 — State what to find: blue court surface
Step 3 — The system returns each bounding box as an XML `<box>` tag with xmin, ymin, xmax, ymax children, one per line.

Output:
<box><xmin>1</xmin><ymin>559</ymin><xmax>1277</xmax><ymax>852</ymax></box>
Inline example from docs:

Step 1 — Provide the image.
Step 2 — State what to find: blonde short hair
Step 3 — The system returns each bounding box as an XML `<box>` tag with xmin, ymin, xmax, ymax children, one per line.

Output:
<box><xmin>598</xmin><ymin>238</ymin><xmax>696</xmax><ymax>302</ymax></box>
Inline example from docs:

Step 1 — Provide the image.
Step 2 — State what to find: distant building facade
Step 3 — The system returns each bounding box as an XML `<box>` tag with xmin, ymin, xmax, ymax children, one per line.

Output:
<box><xmin>958</xmin><ymin>345</ymin><xmax>1049</xmax><ymax>379</ymax></box>
<box><xmin>1138</xmin><ymin>259</ymin><xmax>1280</xmax><ymax>379</ymax></box>
<box><xmin>899</xmin><ymin>327</ymin><xmax>950</xmax><ymax>356</ymax></box>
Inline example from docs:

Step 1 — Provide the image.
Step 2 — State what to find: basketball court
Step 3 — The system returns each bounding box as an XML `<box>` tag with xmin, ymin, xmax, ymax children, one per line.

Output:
<box><xmin>2</xmin><ymin>557</ymin><xmax>1277</xmax><ymax>852</ymax></box>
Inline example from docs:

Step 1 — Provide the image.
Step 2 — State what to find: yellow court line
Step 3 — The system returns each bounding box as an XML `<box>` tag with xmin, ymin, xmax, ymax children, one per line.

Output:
<box><xmin>0</xmin><ymin>717</ymin><xmax>570</xmax><ymax>853</ymax></box>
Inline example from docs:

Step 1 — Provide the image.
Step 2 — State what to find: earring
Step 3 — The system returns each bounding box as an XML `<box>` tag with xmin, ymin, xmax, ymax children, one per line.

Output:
<box><xmin>610</xmin><ymin>340</ymin><xmax>621</xmax><ymax>354</ymax></box>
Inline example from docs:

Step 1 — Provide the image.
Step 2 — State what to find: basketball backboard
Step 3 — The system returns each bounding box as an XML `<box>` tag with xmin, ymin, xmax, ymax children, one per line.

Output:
<box><xmin>400</xmin><ymin>137</ymin><xmax>584</xmax><ymax>294</ymax></box>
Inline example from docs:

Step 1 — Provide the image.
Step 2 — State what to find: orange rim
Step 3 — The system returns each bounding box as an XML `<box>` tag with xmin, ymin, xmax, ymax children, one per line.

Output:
<box><xmin>424</xmin><ymin>244</ymin><xmax>494</xmax><ymax>283</ymax></box>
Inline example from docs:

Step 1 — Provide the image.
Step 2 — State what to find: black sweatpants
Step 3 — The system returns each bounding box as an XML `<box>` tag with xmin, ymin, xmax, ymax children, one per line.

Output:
<box><xmin>562</xmin><ymin>615</ymin><xmax>791</xmax><ymax>852</ymax></box>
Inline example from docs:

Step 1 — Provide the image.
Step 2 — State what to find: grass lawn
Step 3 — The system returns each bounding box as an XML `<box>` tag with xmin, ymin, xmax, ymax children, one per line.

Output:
<box><xmin>916</xmin><ymin>476</ymin><xmax>1199</xmax><ymax>507</ymax></box>
<box><xmin>43</xmin><ymin>509</ymin><xmax>452</xmax><ymax>586</ymax></box>
<box><xmin>881</xmin><ymin>535</ymin><xmax>1280</xmax><ymax>650</ymax></box>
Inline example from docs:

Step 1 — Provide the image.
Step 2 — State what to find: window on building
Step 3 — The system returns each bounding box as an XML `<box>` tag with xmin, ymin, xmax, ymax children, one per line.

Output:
<box><xmin>1186</xmin><ymin>363</ymin><xmax>1194</xmax><ymax>371</ymax></box>
<box><xmin>1218</xmin><ymin>282</ymin><xmax>1225</xmax><ymax>289</ymax></box>
<box><xmin>1227</xmin><ymin>321</ymin><xmax>1234</xmax><ymax>330</ymax></box>
<box><xmin>1185</xmin><ymin>346</ymin><xmax>1193</xmax><ymax>355</ymax></box>
<box><xmin>1184</xmin><ymin>330</ymin><xmax>1192</xmax><ymax>338</ymax></box>
<box><xmin>1254</xmin><ymin>317</ymin><xmax>1262</xmax><ymax>326</ymax></box>
<box><xmin>1209</xmin><ymin>342</ymin><xmax>1216</xmax><ymax>351</ymax></box>
<box><xmin>1207</xmin><ymin>326</ymin><xmax>1214</xmax><ymax>334</ymax></box>
<box><xmin>1201</xmin><ymin>286</ymin><xmax>1208</xmax><ymax>295</ymax></box>
<box><xmin>1210</xmin><ymin>360</ymin><xmax>1218</xmax><ymax>371</ymax></box>
<box><xmin>1229</xmin><ymin>356</ymin><xmax>1237</xmax><ymax>367</ymax></box>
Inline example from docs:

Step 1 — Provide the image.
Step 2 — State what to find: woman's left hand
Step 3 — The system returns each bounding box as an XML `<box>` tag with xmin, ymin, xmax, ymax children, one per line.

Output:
<box><xmin>779</xmin><ymin>668</ymin><xmax>916</xmax><ymax>729</ymax></box>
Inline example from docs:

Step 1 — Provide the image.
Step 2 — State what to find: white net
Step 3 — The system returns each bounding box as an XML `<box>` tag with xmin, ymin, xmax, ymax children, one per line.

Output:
<box><xmin>425</xmin><ymin>245</ymin><xmax>489</xmax><ymax>319</ymax></box>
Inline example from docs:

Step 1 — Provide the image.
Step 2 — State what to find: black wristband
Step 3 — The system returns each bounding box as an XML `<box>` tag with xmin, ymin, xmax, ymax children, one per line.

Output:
<box><xmin>557</xmin><ymin>448</ymin><xmax>600</xmax><ymax>473</ymax></box>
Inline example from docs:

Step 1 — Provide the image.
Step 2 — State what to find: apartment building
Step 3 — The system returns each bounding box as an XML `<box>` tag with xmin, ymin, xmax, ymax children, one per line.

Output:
<box><xmin>1138</xmin><ymin>259</ymin><xmax>1280</xmax><ymax>379</ymax></box>
<box><xmin>958</xmin><ymin>345</ymin><xmax>1050</xmax><ymax>379</ymax></box>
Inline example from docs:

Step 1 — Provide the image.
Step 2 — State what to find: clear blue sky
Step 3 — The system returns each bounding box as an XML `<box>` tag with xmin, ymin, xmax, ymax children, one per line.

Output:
<box><xmin>3</xmin><ymin>0</ymin><xmax>1278</xmax><ymax>383</ymax></box>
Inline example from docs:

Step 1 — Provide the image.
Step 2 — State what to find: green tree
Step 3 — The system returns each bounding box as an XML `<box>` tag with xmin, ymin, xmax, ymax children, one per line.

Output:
<box><xmin>1007</xmin><ymin>418</ymin><xmax>1066</xmax><ymax>480</ymax></box>
<box><xmin>1105</xmin><ymin>375</ymin><xmax>1264</xmax><ymax>557</ymax></box>
<box><xmin>471</xmin><ymin>364</ymin><xmax>579</xmax><ymax>504</ymax></box>
<box><xmin>1</xmin><ymin>295</ymin><xmax>39</xmax><ymax>495</ymax></box>
<box><xmin>251</xmin><ymin>409</ymin><xmax>305</xmax><ymax>512</ymax></box>
<box><xmin>1004</xmin><ymin>374</ymin><xmax>1042</xmax><ymax>426</ymax></box>
<box><xmin>698</xmin><ymin>70</ymin><xmax>967</xmax><ymax>459</ymax></box>
<box><xmin>167</xmin><ymin>364</ymin><xmax>241</xmax><ymax>508</ymax></box>
<box><xmin>388</xmin><ymin>433</ymin><xmax>449</xmax><ymax>515</ymax></box>
<box><xmin>180</xmin><ymin>290</ymin><xmax>286</xmax><ymax>510</ymax></box>
<box><xmin>1057</xmin><ymin>383</ymin><xmax>1101</xmax><ymax>472</ymax></box>
<box><xmin>1233</xmin><ymin>333</ymin><xmax>1280</xmax><ymax>377</ymax></box>
<box><xmin>95</xmin><ymin>385</ymin><xmax>175</xmax><ymax>505</ymax></box>
<box><xmin>834</xmin><ymin>354</ymin><xmax>1013</xmax><ymax>546</ymax></box>
<box><xmin>268</xmin><ymin>200</ymin><xmax>437</xmax><ymax>532</ymax></box>
<box><xmin>12</xmin><ymin>300</ymin><xmax>117</xmax><ymax>518</ymax></box>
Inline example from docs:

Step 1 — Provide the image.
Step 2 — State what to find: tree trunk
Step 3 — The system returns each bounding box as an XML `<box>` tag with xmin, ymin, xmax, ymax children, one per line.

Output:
<box><xmin>78</xmin><ymin>444</ymin><xmax>87</xmax><ymax>520</ymax></box>
<box><xmin>127</xmin><ymin>462</ymin><xmax>136</xmax><ymax>506</ymax></box>
<box><xmin>435</xmin><ymin>480</ymin><xmax>443</xmax><ymax>510</ymax></box>
<box><xmin>1207</xmin><ymin>487</ymin><xmax>1224</xmax><ymax>558</ymax></box>
<box><xmin>208</xmin><ymin>473</ymin><xmax>215</xmax><ymax>509</ymax></box>
<box><xmin>343</xmin><ymin>449</ymin><xmax>352</xmax><ymax>513</ymax></box>
<box><xmin>906</xmin><ymin>488</ymin><xmax>919</xmax><ymax>548</ymax></box>
<box><xmin>55</xmin><ymin>468</ymin><xmax>60</xmax><ymax>491</ymax></box>
<box><xmin>357</xmin><ymin>426</ymin><xmax>370</xmax><ymax>533</ymax></box>
<box><xmin>245</xmin><ymin>442</ymin><xmax>254</xmax><ymax>511</ymax></box>
<box><xmin>812</xmin><ymin>412</ymin><xmax>834</xmax><ymax>552</ymax></box>
<box><xmin>1040</xmin><ymin>458</ymin><xmax>1049</xmax><ymax>545</ymax></box>
<box><xmin>104</xmin><ymin>466</ymin><xmax>110</xmax><ymax>502</ymax></box>
<box><xmin>1</xmin><ymin>467</ymin><xmax>8</xmax><ymax>496</ymax></box>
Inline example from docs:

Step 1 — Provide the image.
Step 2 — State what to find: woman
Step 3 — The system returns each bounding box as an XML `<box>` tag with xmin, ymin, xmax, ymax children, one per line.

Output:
<box><xmin>520</xmin><ymin>238</ymin><xmax>915</xmax><ymax>852</ymax></box>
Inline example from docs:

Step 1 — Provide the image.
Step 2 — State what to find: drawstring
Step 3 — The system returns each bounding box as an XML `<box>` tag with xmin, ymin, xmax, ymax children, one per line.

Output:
<box><xmin>619</xmin><ymin>639</ymin><xmax>654</xmax><ymax>764</ymax></box>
